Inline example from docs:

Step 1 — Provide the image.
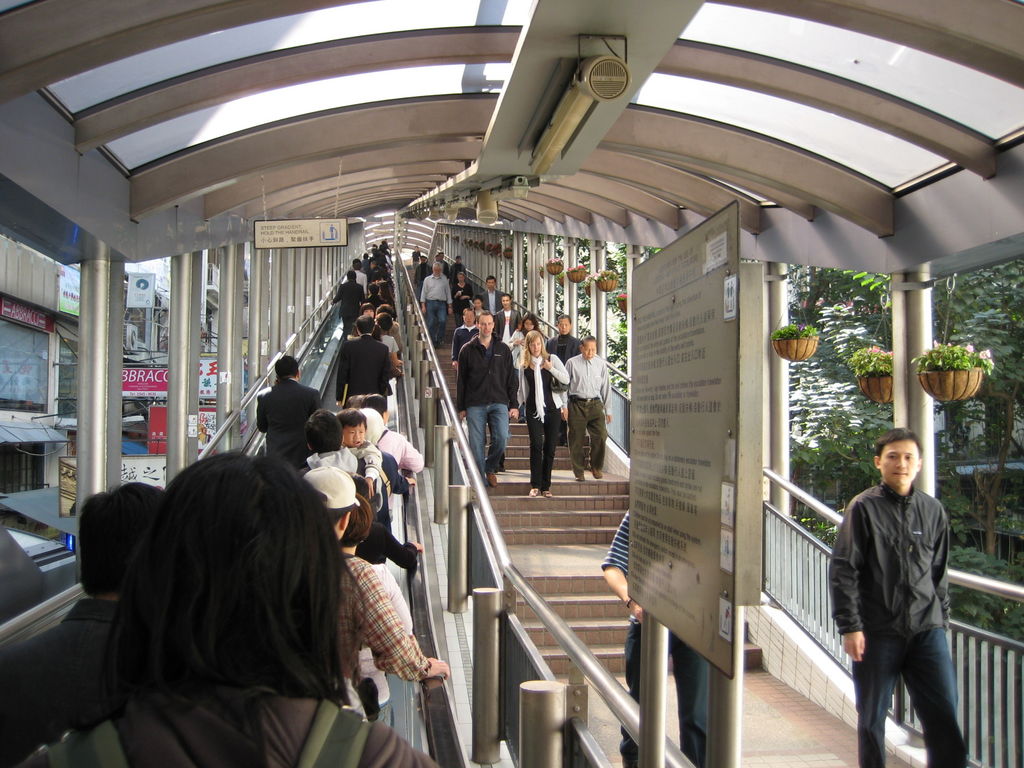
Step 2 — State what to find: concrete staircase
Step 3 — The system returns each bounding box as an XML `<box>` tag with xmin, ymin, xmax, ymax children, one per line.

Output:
<box><xmin>434</xmin><ymin>315</ymin><xmax>632</xmax><ymax>678</ymax></box>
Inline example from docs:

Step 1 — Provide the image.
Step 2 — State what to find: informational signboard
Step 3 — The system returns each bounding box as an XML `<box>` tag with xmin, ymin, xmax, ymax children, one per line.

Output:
<box><xmin>147</xmin><ymin>405</ymin><xmax>217</xmax><ymax>455</ymax></box>
<box><xmin>126</xmin><ymin>272</ymin><xmax>156</xmax><ymax>308</ymax></box>
<box><xmin>58</xmin><ymin>265</ymin><xmax>81</xmax><ymax>317</ymax></box>
<box><xmin>254</xmin><ymin>219</ymin><xmax>347</xmax><ymax>249</ymax></box>
<box><xmin>59</xmin><ymin>456</ymin><xmax>167</xmax><ymax>516</ymax></box>
<box><xmin>122</xmin><ymin>359</ymin><xmax>219</xmax><ymax>399</ymax></box>
<box><xmin>629</xmin><ymin>203</ymin><xmax>763</xmax><ymax>677</ymax></box>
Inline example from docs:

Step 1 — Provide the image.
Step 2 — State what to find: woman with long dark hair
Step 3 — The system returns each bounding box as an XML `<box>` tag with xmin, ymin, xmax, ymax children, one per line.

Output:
<box><xmin>516</xmin><ymin>330</ymin><xmax>569</xmax><ymax>498</ymax></box>
<box><xmin>22</xmin><ymin>453</ymin><xmax>436</xmax><ymax>767</ymax></box>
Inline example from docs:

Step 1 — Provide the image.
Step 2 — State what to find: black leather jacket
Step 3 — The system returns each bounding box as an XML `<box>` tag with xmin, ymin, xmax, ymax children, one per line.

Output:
<box><xmin>829</xmin><ymin>483</ymin><xmax>950</xmax><ymax>637</ymax></box>
<box><xmin>455</xmin><ymin>336</ymin><xmax>517</xmax><ymax>412</ymax></box>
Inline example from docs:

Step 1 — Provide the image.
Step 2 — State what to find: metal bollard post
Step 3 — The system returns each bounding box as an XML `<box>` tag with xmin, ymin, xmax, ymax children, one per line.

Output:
<box><xmin>414</xmin><ymin>339</ymin><xmax>426</xmax><ymax>403</ymax></box>
<box><xmin>423</xmin><ymin>387</ymin><xmax>437</xmax><ymax>467</ymax></box>
<box><xmin>519</xmin><ymin>681</ymin><xmax>566</xmax><ymax>768</ymax></box>
<box><xmin>433</xmin><ymin>424</ymin><xmax>451</xmax><ymax>523</ymax></box>
<box><xmin>447</xmin><ymin>485</ymin><xmax>471</xmax><ymax>613</ymax></box>
<box><xmin>472</xmin><ymin>588</ymin><xmax>502</xmax><ymax>764</ymax></box>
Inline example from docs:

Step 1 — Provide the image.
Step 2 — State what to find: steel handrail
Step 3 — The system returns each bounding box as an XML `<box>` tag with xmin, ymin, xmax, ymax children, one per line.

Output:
<box><xmin>0</xmin><ymin>584</ymin><xmax>83</xmax><ymax>648</ymax></box>
<box><xmin>397</xmin><ymin>261</ymin><xmax>513</xmax><ymax>573</ymax></box>
<box><xmin>397</xmin><ymin>260</ymin><xmax>688</xmax><ymax>766</ymax></box>
<box><xmin>763</xmin><ymin>467</ymin><xmax>1024</xmax><ymax>604</ymax></box>
<box><xmin>200</xmin><ymin>292</ymin><xmax>333</xmax><ymax>459</ymax></box>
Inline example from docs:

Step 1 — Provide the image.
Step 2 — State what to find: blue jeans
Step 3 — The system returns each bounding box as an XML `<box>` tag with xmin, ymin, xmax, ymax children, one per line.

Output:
<box><xmin>621</xmin><ymin>621</ymin><xmax>708</xmax><ymax>767</ymax></box>
<box><xmin>465</xmin><ymin>403</ymin><xmax>509</xmax><ymax>476</ymax></box>
<box><xmin>852</xmin><ymin>628</ymin><xmax>966</xmax><ymax>768</ymax></box>
<box><xmin>425</xmin><ymin>300</ymin><xmax>447</xmax><ymax>346</ymax></box>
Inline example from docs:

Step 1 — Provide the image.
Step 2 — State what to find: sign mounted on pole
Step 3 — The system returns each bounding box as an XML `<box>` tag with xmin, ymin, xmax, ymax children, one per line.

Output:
<box><xmin>628</xmin><ymin>202</ymin><xmax>763</xmax><ymax>677</ymax></box>
<box><xmin>254</xmin><ymin>219</ymin><xmax>347</xmax><ymax>249</ymax></box>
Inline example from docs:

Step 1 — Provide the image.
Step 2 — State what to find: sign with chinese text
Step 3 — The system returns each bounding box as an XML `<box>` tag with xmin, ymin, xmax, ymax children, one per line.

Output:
<box><xmin>255</xmin><ymin>219</ymin><xmax>347</xmax><ymax>249</ymax></box>
<box><xmin>122</xmin><ymin>359</ymin><xmax>219</xmax><ymax>399</ymax></box>
<box><xmin>629</xmin><ymin>203</ymin><xmax>763</xmax><ymax>677</ymax></box>
<box><xmin>58</xmin><ymin>265</ymin><xmax>81</xmax><ymax>316</ymax></box>
<box><xmin>59</xmin><ymin>456</ymin><xmax>167</xmax><ymax>516</ymax></box>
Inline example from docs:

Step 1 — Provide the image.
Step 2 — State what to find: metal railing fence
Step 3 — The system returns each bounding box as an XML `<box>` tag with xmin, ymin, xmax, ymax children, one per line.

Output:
<box><xmin>762</xmin><ymin>468</ymin><xmax>1024</xmax><ymax>768</ymax></box>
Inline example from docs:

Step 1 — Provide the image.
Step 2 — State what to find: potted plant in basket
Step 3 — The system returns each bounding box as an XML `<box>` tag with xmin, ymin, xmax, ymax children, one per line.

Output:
<box><xmin>592</xmin><ymin>269</ymin><xmax>619</xmax><ymax>292</ymax></box>
<box><xmin>545</xmin><ymin>256</ymin><xmax>564</xmax><ymax>275</ymax></box>
<box><xmin>770</xmin><ymin>323</ymin><xmax>819</xmax><ymax>361</ymax></box>
<box><xmin>849</xmin><ymin>346</ymin><xmax>894</xmax><ymax>403</ymax></box>
<box><xmin>565</xmin><ymin>264</ymin><xmax>588</xmax><ymax>283</ymax></box>
<box><xmin>912</xmin><ymin>342</ymin><xmax>994</xmax><ymax>401</ymax></box>
<box><xmin>614</xmin><ymin>291</ymin><xmax>627</xmax><ymax>313</ymax></box>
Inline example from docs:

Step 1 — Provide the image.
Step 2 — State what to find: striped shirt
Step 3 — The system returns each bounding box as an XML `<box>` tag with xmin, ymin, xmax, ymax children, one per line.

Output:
<box><xmin>602</xmin><ymin>513</ymin><xmax>636</xmax><ymax>623</ymax></box>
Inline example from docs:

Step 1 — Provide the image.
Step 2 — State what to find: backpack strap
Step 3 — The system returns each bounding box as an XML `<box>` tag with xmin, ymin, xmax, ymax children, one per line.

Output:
<box><xmin>47</xmin><ymin>720</ymin><xmax>129</xmax><ymax>768</ymax></box>
<box><xmin>297</xmin><ymin>701</ymin><xmax>370</xmax><ymax>768</ymax></box>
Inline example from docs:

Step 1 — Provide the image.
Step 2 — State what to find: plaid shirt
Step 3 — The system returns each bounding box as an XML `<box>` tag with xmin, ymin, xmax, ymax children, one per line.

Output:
<box><xmin>341</xmin><ymin>555</ymin><xmax>428</xmax><ymax>681</ymax></box>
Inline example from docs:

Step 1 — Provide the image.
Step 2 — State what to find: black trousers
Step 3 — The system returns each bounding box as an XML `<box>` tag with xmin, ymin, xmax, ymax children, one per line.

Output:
<box><xmin>526</xmin><ymin>404</ymin><xmax>561</xmax><ymax>491</ymax></box>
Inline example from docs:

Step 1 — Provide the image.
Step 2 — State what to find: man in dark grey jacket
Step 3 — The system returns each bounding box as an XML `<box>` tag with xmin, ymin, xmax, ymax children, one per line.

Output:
<box><xmin>455</xmin><ymin>311</ymin><xmax>518</xmax><ymax>487</ymax></box>
<box><xmin>829</xmin><ymin>428</ymin><xmax>966</xmax><ymax>768</ymax></box>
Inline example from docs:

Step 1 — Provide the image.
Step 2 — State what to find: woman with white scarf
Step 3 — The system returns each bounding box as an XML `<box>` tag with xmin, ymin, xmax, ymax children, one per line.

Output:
<box><xmin>516</xmin><ymin>330</ymin><xmax>569</xmax><ymax>497</ymax></box>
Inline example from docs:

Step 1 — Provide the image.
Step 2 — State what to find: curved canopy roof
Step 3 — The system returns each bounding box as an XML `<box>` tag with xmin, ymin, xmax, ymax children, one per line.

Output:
<box><xmin>1</xmin><ymin>0</ymin><xmax>1023</xmax><ymax>246</ymax></box>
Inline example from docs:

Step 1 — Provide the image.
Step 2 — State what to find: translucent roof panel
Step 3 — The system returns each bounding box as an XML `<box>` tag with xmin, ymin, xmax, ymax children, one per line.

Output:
<box><xmin>681</xmin><ymin>4</ymin><xmax>1024</xmax><ymax>139</ymax></box>
<box><xmin>107</xmin><ymin>64</ymin><xmax>504</xmax><ymax>168</ymax></box>
<box><xmin>48</xmin><ymin>0</ymin><xmax>531</xmax><ymax>112</ymax></box>
<box><xmin>635</xmin><ymin>74</ymin><xmax>945</xmax><ymax>187</ymax></box>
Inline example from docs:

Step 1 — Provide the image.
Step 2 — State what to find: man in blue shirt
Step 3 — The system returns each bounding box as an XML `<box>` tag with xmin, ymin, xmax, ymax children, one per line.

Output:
<box><xmin>602</xmin><ymin>512</ymin><xmax>708</xmax><ymax>768</ymax></box>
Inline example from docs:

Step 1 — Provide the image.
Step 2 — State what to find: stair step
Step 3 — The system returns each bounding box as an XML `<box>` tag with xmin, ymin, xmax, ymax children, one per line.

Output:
<box><xmin>501</xmin><ymin>456</ymin><xmax>576</xmax><ymax>470</ymax></box>
<box><xmin>504</xmin><ymin>526</ymin><xmax>617</xmax><ymax>545</ymax></box>
<box><xmin>497</xmin><ymin>510</ymin><xmax>626</xmax><ymax>528</ymax></box>
<box><xmin>489</xmin><ymin>494</ymin><xmax>629</xmax><ymax>512</ymax></box>
<box><xmin>524</xmin><ymin>617</ymin><xmax>629</xmax><ymax>647</ymax></box>
<box><xmin>517</xmin><ymin>593</ymin><xmax>625</xmax><ymax>620</ymax></box>
<box><xmin>487</xmin><ymin>480</ymin><xmax>629</xmax><ymax>496</ymax></box>
<box><xmin>744</xmin><ymin>642</ymin><xmax>763</xmax><ymax>670</ymax></box>
<box><xmin>521</xmin><ymin>574</ymin><xmax>608</xmax><ymax>595</ymax></box>
<box><xmin>540</xmin><ymin>644</ymin><xmax>625</xmax><ymax>675</ymax></box>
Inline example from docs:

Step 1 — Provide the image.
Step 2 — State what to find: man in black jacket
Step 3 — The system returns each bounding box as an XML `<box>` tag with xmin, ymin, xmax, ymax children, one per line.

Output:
<box><xmin>333</xmin><ymin>270</ymin><xmax>365</xmax><ymax>336</ymax></box>
<box><xmin>336</xmin><ymin>315</ymin><xmax>391</xmax><ymax>405</ymax></box>
<box><xmin>455</xmin><ymin>311</ymin><xmax>518</xmax><ymax>487</ymax></box>
<box><xmin>829</xmin><ymin>428</ymin><xmax>966</xmax><ymax>768</ymax></box>
<box><xmin>257</xmin><ymin>355</ymin><xmax>321</xmax><ymax>469</ymax></box>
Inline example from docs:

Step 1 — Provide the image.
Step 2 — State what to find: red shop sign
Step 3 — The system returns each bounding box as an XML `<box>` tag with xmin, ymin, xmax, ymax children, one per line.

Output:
<box><xmin>1</xmin><ymin>296</ymin><xmax>54</xmax><ymax>332</ymax></box>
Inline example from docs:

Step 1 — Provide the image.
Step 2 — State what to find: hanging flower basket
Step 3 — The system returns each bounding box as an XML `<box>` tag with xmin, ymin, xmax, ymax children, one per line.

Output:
<box><xmin>545</xmin><ymin>258</ymin><xmax>564</xmax><ymax>275</ymax></box>
<box><xmin>615</xmin><ymin>292</ymin><xmax>627</xmax><ymax>313</ymax></box>
<box><xmin>849</xmin><ymin>347</ymin><xmax>894</xmax><ymax>403</ymax></box>
<box><xmin>566</xmin><ymin>266</ymin><xmax>587</xmax><ymax>283</ymax></box>
<box><xmin>503</xmin><ymin>248</ymin><xmax>513</xmax><ymax>259</ymax></box>
<box><xmin>593</xmin><ymin>269</ymin><xmax>619</xmax><ymax>292</ymax></box>
<box><xmin>857</xmin><ymin>376</ymin><xmax>894</xmax><ymax>404</ymax></box>
<box><xmin>770</xmin><ymin>324</ymin><xmax>819</xmax><ymax>361</ymax></box>
<box><xmin>917</xmin><ymin>369</ymin><xmax>985</xmax><ymax>401</ymax></box>
<box><xmin>912</xmin><ymin>343</ymin><xmax>993</xmax><ymax>401</ymax></box>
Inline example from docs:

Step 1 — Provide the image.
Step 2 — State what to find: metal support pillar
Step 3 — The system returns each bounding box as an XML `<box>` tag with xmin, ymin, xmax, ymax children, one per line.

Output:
<box><xmin>78</xmin><ymin>254</ymin><xmax>122</xmax><ymax>501</ymax></box>
<box><xmin>545</xmin><ymin>239</ymin><xmax>556</xmax><ymax>323</ymax></box>
<box><xmin>167</xmin><ymin>251</ymin><xmax>202</xmax><ymax>481</ymax></box>
<box><xmin>638</xmin><ymin>614</ymin><xmax>668</xmax><ymax>768</ymax></box>
<box><xmin>217</xmin><ymin>243</ymin><xmax>244</xmax><ymax>450</ymax></box>
<box><xmin>568</xmin><ymin>239</ymin><xmax>579</xmax><ymax>333</ymax></box>
<box><xmin>594</xmin><ymin>241</ymin><xmax>607</xmax><ymax>357</ymax></box>
<box><xmin>520</xmin><ymin>681</ymin><xmax>566</xmax><ymax>768</ymax></box>
<box><xmin>707</xmin><ymin>605</ymin><xmax>746</xmax><ymax>768</ymax></box>
<box><xmin>513</xmin><ymin>231</ymin><xmax>524</xmax><ymax>307</ymax></box>
<box><xmin>433</xmin><ymin>424</ymin><xmax>451</xmax><ymax>522</ymax></box>
<box><xmin>295</xmin><ymin>248</ymin><xmax>308</xmax><ymax>346</ymax></box>
<box><xmin>423</xmin><ymin>386</ymin><xmax>437</xmax><ymax>467</ymax></box>
<box><xmin>526</xmin><ymin>233</ymin><xmax>538</xmax><ymax>314</ymax></box>
<box><xmin>767</xmin><ymin>263</ymin><xmax>790</xmax><ymax>512</ymax></box>
<box><xmin>625</xmin><ymin>245</ymin><xmax>639</xmax><ymax>379</ymax></box>
<box><xmin>904</xmin><ymin>267</ymin><xmax>935</xmax><ymax>494</ymax></box>
<box><xmin>268</xmin><ymin>249</ymin><xmax>283</xmax><ymax>356</ymax></box>
<box><xmin>447</xmin><ymin>484</ymin><xmax>471</xmax><ymax>613</ymax></box>
<box><xmin>247</xmin><ymin>245</ymin><xmax>266</xmax><ymax>438</ymax></box>
<box><xmin>472</xmin><ymin>587</ymin><xmax>502</xmax><ymax>764</ymax></box>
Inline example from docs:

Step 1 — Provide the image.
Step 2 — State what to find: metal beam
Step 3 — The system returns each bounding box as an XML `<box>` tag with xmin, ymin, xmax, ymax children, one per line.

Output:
<box><xmin>0</xmin><ymin>0</ymin><xmax>349</xmax><ymax>104</ymax></box>
<box><xmin>74</xmin><ymin>27</ymin><xmax>519</xmax><ymax>151</ymax></box>
<box><xmin>658</xmin><ymin>40</ymin><xmax>996</xmax><ymax>178</ymax></box>
<box><xmin>261</xmin><ymin>176</ymin><xmax>452</xmax><ymax>219</ymax></box>
<box><xmin>547</xmin><ymin>173</ymin><xmax>680</xmax><ymax>228</ymax></box>
<box><xmin>721</xmin><ymin>0</ymin><xmax>1024</xmax><ymax>89</ymax></box>
<box><xmin>131</xmin><ymin>95</ymin><xmax>496</xmax><ymax>218</ymax></box>
<box><xmin>604</xmin><ymin>106</ymin><xmax>894</xmax><ymax>235</ymax></box>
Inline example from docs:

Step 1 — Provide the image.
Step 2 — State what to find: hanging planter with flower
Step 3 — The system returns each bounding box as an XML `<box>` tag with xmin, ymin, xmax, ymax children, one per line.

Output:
<box><xmin>545</xmin><ymin>257</ymin><xmax>564</xmax><ymax>275</ymax></box>
<box><xmin>503</xmin><ymin>247</ymin><xmax>513</xmax><ymax>259</ymax></box>
<box><xmin>770</xmin><ymin>324</ymin><xmax>819</xmax><ymax>361</ymax></box>
<box><xmin>615</xmin><ymin>292</ymin><xmax>627</xmax><ymax>313</ymax></box>
<box><xmin>566</xmin><ymin>264</ymin><xmax>588</xmax><ymax>283</ymax></box>
<box><xmin>849</xmin><ymin>346</ymin><xmax>894</xmax><ymax>403</ymax></box>
<box><xmin>913</xmin><ymin>342</ymin><xmax>993</xmax><ymax>401</ymax></box>
<box><xmin>592</xmin><ymin>269</ymin><xmax>619</xmax><ymax>292</ymax></box>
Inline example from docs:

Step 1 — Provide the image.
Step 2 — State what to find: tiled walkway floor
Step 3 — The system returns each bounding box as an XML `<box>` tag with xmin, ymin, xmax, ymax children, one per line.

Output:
<box><xmin>586</xmin><ymin>668</ymin><xmax>912</xmax><ymax>768</ymax></box>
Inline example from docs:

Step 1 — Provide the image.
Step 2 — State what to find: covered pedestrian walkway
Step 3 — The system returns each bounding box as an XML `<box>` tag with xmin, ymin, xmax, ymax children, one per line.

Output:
<box><xmin>2</xmin><ymin>1</ymin><xmax>1024</xmax><ymax>767</ymax></box>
